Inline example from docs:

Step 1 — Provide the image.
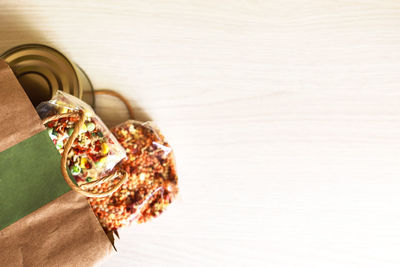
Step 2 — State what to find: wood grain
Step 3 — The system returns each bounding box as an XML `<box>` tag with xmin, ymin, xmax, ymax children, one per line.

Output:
<box><xmin>1</xmin><ymin>1</ymin><xmax>400</xmax><ymax>266</ymax></box>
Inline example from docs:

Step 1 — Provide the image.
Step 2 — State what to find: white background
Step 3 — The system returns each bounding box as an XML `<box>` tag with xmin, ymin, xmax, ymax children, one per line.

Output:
<box><xmin>1</xmin><ymin>1</ymin><xmax>400</xmax><ymax>266</ymax></box>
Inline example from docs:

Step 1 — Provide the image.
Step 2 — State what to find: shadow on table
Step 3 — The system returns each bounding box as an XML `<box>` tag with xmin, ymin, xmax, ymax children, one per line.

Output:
<box><xmin>120</xmin><ymin>98</ymin><xmax>152</xmax><ymax>123</ymax></box>
<box><xmin>94</xmin><ymin>89</ymin><xmax>152</xmax><ymax>127</ymax></box>
<box><xmin>0</xmin><ymin>10</ymin><xmax>50</xmax><ymax>54</ymax></box>
<box><xmin>0</xmin><ymin>11</ymin><xmax>150</xmax><ymax>125</ymax></box>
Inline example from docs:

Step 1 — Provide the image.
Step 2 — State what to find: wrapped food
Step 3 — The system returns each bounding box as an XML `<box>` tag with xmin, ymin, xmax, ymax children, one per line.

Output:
<box><xmin>36</xmin><ymin>91</ymin><xmax>126</xmax><ymax>184</ymax></box>
<box><xmin>88</xmin><ymin>121</ymin><xmax>178</xmax><ymax>231</ymax></box>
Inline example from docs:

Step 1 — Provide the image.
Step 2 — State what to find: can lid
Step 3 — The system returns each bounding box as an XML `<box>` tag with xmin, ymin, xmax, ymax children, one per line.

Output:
<box><xmin>1</xmin><ymin>44</ymin><xmax>84</xmax><ymax>107</ymax></box>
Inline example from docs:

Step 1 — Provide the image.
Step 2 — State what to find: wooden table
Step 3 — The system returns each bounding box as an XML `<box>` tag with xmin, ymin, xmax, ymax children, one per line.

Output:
<box><xmin>1</xmin><ymin>1</ymin><xmax>400</xmax><ymax>266</ymax></box>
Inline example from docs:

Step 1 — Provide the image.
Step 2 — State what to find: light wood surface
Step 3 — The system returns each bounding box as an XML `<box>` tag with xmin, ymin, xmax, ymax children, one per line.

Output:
<box><xmin>1</xmin><ymin>1</ymin><xmax>400</xmax><ymax>266</ymax></box>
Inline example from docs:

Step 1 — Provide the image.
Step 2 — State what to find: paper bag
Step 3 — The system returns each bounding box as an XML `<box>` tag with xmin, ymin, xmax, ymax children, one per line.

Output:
<box><xmin>0</xmin><ymin>59</ymin><xmax>114</xmax><ymax>266</ymax></box>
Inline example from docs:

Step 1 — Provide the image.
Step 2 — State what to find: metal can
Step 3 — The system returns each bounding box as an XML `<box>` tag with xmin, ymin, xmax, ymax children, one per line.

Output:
<box><xmin>0</xmin><ymin>44</ymin><xmax>95</xmax><ymax>107</ymax></box>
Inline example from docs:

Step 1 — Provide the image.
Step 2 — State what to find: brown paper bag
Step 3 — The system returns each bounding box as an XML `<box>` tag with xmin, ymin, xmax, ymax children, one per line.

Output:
<box><xmin>0</xmin><ymin>60</ymin><xmax>114</xmax><ymax>266</ymax></box>
<box><xmin>0</xmin><ymin>60</ymin><xmax>44</xmax><ymax>152</ymax></box>
<box><xmin>0</xmin><ymin>192</ymin><xmax>114</xmax><ymax>266</ymax></box>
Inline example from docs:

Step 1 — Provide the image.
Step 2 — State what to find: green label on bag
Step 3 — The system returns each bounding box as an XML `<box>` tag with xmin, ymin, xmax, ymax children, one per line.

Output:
<box><xmin>0</xmin><ymin>130</ymin><xmax>71</xmax><ymax>230</ymax></box>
